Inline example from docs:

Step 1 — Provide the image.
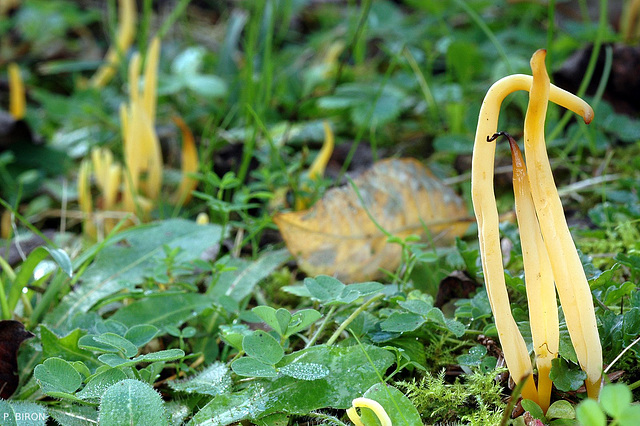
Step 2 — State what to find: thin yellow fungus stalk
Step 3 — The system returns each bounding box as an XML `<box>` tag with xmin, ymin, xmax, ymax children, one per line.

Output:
<box><xmin>142</xmin><ymin>37</ymin><xmax>160</xmax><ymax>123</ymax></box>
<box><xmin>171</xmin><ymin>116</ymin><xmax>199</xmax><ymax>205</ymax></box>
<box><xmin>502</xmin><ymin>132</ymin><xmax>558</xmax><ymax>413</ymax></box>
<box><xmin>128</xmin><ymin>53</ymin><xmax>142</xmax><ymax>106</ymax></box>
<box><xmin>346</xmin><ymin>398</ymin><xmax>391</xmax><ymax>426</ymax></box>
<box><xmin>1</xmin><ymin>210</ymin><xmax>12</xmax><ymax>240</ymax></box>
<box><xmin>78</xmin><ymin>160</ymin><xmax>96</xmax><ymax>238</ymax></box>
<box><xmin>472</xmin><ymin>72</ymin><xmax>594</xmax><ymax>404</ymax></box>
<box><xmin>89</xmin><ymin>0</ymin><xmax>136</xmax><ymax>88</ymax></box>
<box><xmin>8</xmin><ymin>63</ymin><xmax>25</xmax><ymax>119</ymax></box>
<box><xmin>622</xmin><ymin>0</ymin><xmax>640</xmax><ymax>43</ymax></box>
<box><xmin>294</xmin><ymin>121</ymin><xmax>334</xmax><ymax>210</ymax></box>
<box><xmin>523</xmin><ymin>49</ymin><xmax>602</xmax><ymax>399</ymax></box>
<box><xmin>137</xmin><ymin>104</ymin><xmax>163</xmax><ymax>200</ymax></box>
<box><xmin>308</xmin><ymin>121</ymin><xmax>334</xmax><ymax>181</ymax></box>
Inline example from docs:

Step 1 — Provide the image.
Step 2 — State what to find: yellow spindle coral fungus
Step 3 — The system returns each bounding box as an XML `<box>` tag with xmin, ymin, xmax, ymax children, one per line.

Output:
<box><xmin>471</xmin><ymin>49</ymin><xmax>601</xmax><ymax>409</ymax></box>
<box><xmin>295</xmin><ymin>121</ymin><xmax>334</xmax><ymax>210</ymax></box>
<box><xmin>171</xmin><ymin>116</ymin><xmax>199</xmax><ymax>205</ymax></box>
<box><xmin>89</xmin><ymin>0</ymin><xmax>136</xmax><ymax>88</ymax></box>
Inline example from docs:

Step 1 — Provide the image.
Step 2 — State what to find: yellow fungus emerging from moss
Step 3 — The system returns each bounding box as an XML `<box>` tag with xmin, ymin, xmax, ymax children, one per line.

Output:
<box><xmin>471</xmin><ymin>49</ymin><xmax>601</xmax><ymax>409</ymax></box>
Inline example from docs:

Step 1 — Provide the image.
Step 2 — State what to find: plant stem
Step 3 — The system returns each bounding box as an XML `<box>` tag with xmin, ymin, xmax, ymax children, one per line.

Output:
<box><xmin>0</xmin><ymin>275</ymin><xmax>11</xmax><ymax>319</ymax></box>
<box><xmin>158</xmin><ymin>0</ymin><xmax>192</xmax><ymax>39</ymax></box>
<box><xmin>305</xmin><ymin>305</ymin><xmax>337</xmax><ymax>349</ymax></box>
<box><xmin>326</xmin><ymin>293</ymin><xmax>384</xmax><ymax>346</ymax></box>
<box><xmin>499</xmin><ymin>375</ymin><xmax>529</xmax><ymax>426</ymax></box>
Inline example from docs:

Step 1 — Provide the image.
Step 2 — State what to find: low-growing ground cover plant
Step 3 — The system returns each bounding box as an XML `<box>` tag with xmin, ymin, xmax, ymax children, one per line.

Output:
<box><xmin>1</xmin><ymin>0</ymin><xmax>639</xmax><ymax>425</ymax></box>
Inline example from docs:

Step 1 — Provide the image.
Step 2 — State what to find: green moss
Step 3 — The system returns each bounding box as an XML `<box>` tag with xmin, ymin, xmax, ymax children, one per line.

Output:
<box><xmin>396</xmin><ymin>368</ymin><xmax>506</xmax><ymax>425</ymax></box>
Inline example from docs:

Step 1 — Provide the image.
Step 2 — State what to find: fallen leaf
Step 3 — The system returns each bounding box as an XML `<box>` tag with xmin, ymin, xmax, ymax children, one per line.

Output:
<box><xmin>274</xmin><ymin>158</ymin><xmax>469</xmax><ymax>281</ymax></box>
<box><xmin>0</xmin><ymin>320</ymin><xmax>34</xmax><ymax>399</ymax></box>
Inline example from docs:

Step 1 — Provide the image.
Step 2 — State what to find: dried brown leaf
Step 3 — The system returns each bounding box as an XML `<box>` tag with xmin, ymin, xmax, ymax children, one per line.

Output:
<box><xmin>274</xmin><ymin>158</ymin><xmax>469</xmax><ymax>281</ymax></box>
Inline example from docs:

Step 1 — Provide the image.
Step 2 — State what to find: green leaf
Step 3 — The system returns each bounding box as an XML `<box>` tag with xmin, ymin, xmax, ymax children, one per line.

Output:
<box><xmin>99</xmin><ymin>379</ymin><xmax>168</xmax><ymax>426</ymax></box>
<box><xmin>46</xmin><ymin>220</ymin><xmax>223</xmax><ymax>330</ymax></box>
<box><xmin>48</xmin><ymin>405</ymin><xmax>98</xmax><ymax>426</ymax></box>
<box><xmin>34</xmin><ymin>357</ymin><xmax>82</xmax><ymax>395</ymax></box>
<box><xmin>279</xmin><ymin>362</ymin><xmax>330</xmax><ymax>380</ymax></box>
<box><xmin>110</xmin><ymin>293</ymin><xmax>214</xmax><ymax>329</ymax></box>
<box><xmin>231</xmin><ymin>357</ymin><xmax>278</xmax><ymax>378</ymax></box>
<box><xmin>546</xmin><ymin>400</ymin><xmax>575</xmax><ymax>420</ymax></box>
<box><xmin>93</xmin><ymin>333</ymin><xmax>138</xmax><ymax>358</ymax></box>
<box><xmin>124</xmin><ymin>325</ymin><xmax>158</xmax><ymax>347</ymax></box>
<box><xmin>521</xmin><ymin>399</ymin><xmax>545</xmax><ymax>420</ymax></box>
<box><xmin>549</xmin><ymin>358</ymin><xmax>587</xmax><ymax>392</ymax></box>
<box><xmin>76</xmin><ymin>368</ymin><xmax>127</xmax><ymax>401</ymax></box>
<box><xmin>188</xmin><ymin>344</ymin><xmax>394</xmax><ymax>425</ymax></box>
<box><xmin>168</xmin><ymin>362</ymin><xmax>232</xmax><ymax>396</ymax></box>
<box><xmin>398</xmin><ymin>299</ymin><xmax>433</xmax><ymax>316</ymax></box>
<box><xmin>600</xmin><ymin>383</ymin><xmax>632</xmax><ymax>419</ymax></box>
<box><xmin>184</xmin><ymin>74</ymin><xmax>228</xmax><ymax>98</ymax></box>
<box><xmin>243</xmin><ymin>331</ymin><xmax>284</xmax><ymax>365</ymax></box>
<box><xmin>220</xmin><ymin>324</ymin><xmax>251</xmax><ymax>352</ymax></box>
<box><xmin>380</xmin><ymin>312</ymin><xmax>426</xmax><ymax>333</ymax></box>
<box><xmin>98</xmin><ymin>349</ymin><xmax>185</xmax><ymax>368</ymax></box>
<box><xmin>0</xmin><ymin>400</ymin><xmax>49</xmax><ymax>425</ymax></box>
<box><xmin>576</xmin><ymin>399</ymin><xmax>606</xmax><ymax>426</ymax></box>
<box><xmin>285</xmin><ymin>309</ymin><xmax>322</xmax><ymax>336</ymax></box>
<box><xmin>78</xmin><ymin>334</ymin><xmax>121</xmax><ymax>354</ymax></box>
<box><xmin>618</xmin><ymin>405</ymin><xmax>640</xmax><ymax>426</ymax></box>
<box><xmin>253</xmin><ymin>413</ymin><xmax>290</xmax><ymax>426</ymax></box>
<box><xmin>252</xmin><ymin>306</ymin><xmax>289</xmax><ymax>336</ymax></box>
<box><xmin>358</xmin><ymin>383</ymin><xmax>423</xmax><ymax>426</ymax></box>
<box><xmin>444</xmin><ymin>318</ymin><xmax>466</xmax><ymax>337</ymax></box>
<box><xmin>209</xmin><ymin>249</ymin><xmax>290</xmax><ymax>302</ymax></box>
<box><xmin>8</xmin><ymin>246</ymin><xmax>72</xmax><ymax>312</ymax></box>
<box><xmin>40</xmin><ymin>325</ymin><xmax>100</xmax><ymax>370</ymax></box>
<box><xmin>304</xmin><ymin>275</ymin><xmax>345</xmax><ymax>303</ymax></box>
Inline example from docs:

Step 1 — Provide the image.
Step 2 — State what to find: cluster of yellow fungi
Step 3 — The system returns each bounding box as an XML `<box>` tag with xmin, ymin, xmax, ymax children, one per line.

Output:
<box><xmin>78</xmin><ymin>1</ymin><xmax>198</xmax><ymax>239</ymax></box>
<box><xmin>471</xmin><ymin>49</ymin><xmax>602</xmax><ymax>411</ymax></box>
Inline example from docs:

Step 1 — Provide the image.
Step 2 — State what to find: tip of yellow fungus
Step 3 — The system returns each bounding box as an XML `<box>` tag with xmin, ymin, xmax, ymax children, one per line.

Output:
<box><xmin>294</xmin><ymin>121</ymin><xmax>335</xmax><ymax>210</ymax></box>
<box><xmin>196</xmin><ymin>212</ymin><xmax>209</xmax><ymax>225</ymax></box>
<box><xmin>346</xmin><ymin>397</ymin><xmax>391</xmax><ymax>426</ymax></box>
<box><xmin>89</xmin><ymin>0</ymin><xmax>137</xmax><ymax>88</ymax></box>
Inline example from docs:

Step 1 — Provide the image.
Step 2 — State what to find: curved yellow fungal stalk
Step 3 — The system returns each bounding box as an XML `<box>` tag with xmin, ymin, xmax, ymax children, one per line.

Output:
<box><xmin>472</xmin><ymin>68</ymin><xmax>594</xmax><ymax>404</ymax></box>
<box><xmin>8</xmin><ymin>63</ymin><xmax>25</xmax><ymax>119</ymax></box>
<box><xmin>171</xmin><ymin>116</ymin><xmax>199</xmax><ymax>205</ymax></box>
<box><xmin>523</xmin><ymin>49</ymin><xmax>602</xmax><ymax>399</ymax></box>
<box><xmin>78</xmin><ymin>159</ymin><xmax>97</xmax><ymax>238</ymax></box>
<box><xmin>295</xmin><ymin>121</ymin><xmax>334</xmax><ymax>210</ymax></box>
<box><xmin>89</xmin><ymin>0</ymin><xmax>137</xmax><ymax>88</ymax></box>
<box><xmin>346</xmin><ymin>397</ymin><xmax>391</xmax><ymax>426</ymax></box>
<box><xmin>504</xmin><ymin>132</ymin><xmax>558</xmax><ymax>412</ymax></box>
<box><xmin>143</xmin><ymin>37</ymin><xmax>160</xmax><ymax>123</ymax></box>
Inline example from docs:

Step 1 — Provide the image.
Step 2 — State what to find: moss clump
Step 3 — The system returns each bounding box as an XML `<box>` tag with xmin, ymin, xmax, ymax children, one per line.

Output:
<box><xmin>396</xmin><ymin>368</ymin><xmax>506</xmax><ymax>425</ymax></box>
